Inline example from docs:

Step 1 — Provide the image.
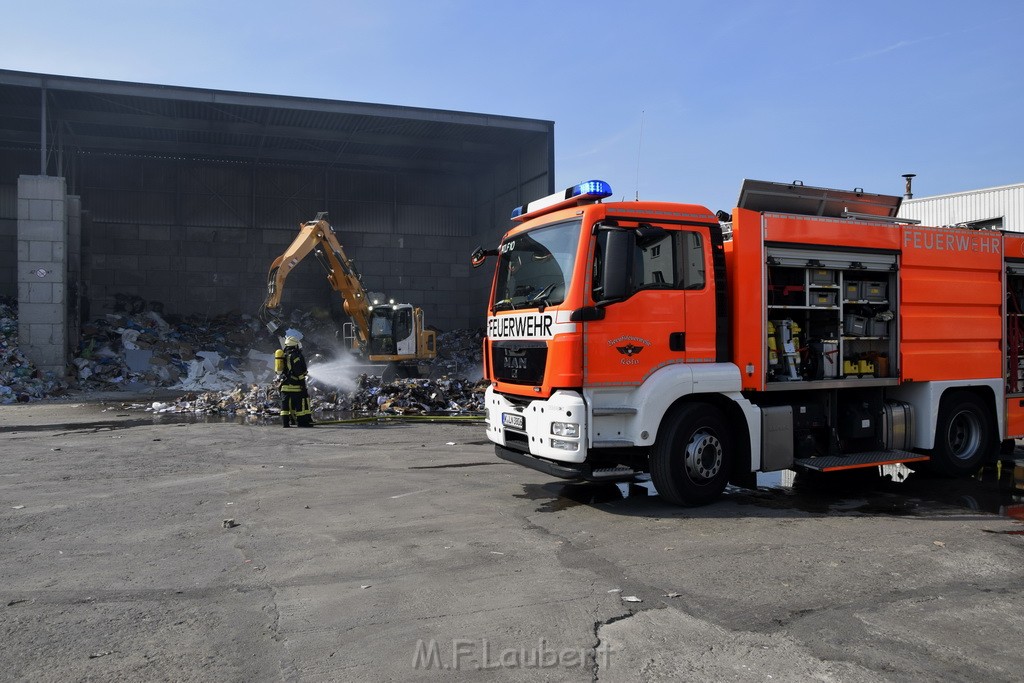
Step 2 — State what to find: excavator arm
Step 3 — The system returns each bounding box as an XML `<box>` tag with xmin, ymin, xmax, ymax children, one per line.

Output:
<box><xmin>260</xmin><ymin>213</ymin><xmax>372</xmax><ymax>352</ymax></box>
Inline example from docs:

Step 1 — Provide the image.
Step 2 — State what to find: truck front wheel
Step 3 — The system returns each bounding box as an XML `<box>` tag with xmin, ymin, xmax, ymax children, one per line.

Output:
<box><xmin>929</xmin><ymin>391</ymin><xmax>997</xmax><ymax>477</ymax></box>
<box><xmin>650</xmin><ymin>404</ymin><xmax>733</xmax><ymax>506</ymax></box>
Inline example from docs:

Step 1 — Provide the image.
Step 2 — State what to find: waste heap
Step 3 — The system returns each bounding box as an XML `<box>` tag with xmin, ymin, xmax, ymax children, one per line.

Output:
<box><xmin>431</xmin><ymin>328</ymin><xmax>484</xmax><ymax>380</ymax></box>
<box><xmin>317</xmin><ymin>374</ymin><xmax>487</xmax><ymax>415</ymax></box>
<box><xmin>0</xmin><ymin>298</ymin><xmax>69</xmax><ymax>404</ymax></box>
<box><xmin>72</xmin><ymin>310</ymin><xmax>279</xmax><ymax>390</ymax></box>
<box><xmin>150</xmin><ymin>326</ymin><xmax>488</xmax><ymax>417</ymax></box>
<box><xmin>4</xmin><ymin>297</ymin><xmax>488</xmax><ymax>417</ymax></box>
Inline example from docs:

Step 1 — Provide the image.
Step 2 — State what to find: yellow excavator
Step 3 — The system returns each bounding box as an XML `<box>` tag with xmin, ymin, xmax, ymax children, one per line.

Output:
<box><xmin>259</xmin><ymin>213</ymin><xmax>436</xmax><ymax>368</ymax></box>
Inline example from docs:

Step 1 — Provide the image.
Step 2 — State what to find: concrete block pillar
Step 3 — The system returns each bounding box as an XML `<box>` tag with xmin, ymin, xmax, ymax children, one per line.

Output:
<box><xmin>17</xmin><ymin>175</ymin><xmax>68</xmax><ymax>377</ymax></box>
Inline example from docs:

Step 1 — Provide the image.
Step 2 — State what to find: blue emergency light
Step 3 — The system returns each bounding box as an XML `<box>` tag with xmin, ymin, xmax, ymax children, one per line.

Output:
<box><xmin>511</xmin><ymin>179</ymin><xmax>613</xmax><ymax>220</ymax></box>
<box><xmin>570</xmin><ymin>180</ymin><xmax>612</xmax><ymax>199</ymax></box>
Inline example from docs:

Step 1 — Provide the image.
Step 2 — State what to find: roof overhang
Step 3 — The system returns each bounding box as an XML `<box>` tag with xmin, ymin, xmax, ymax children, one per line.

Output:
<box><xmin>0</xmin><ymin>69</ymin><xmax>554</xmax><ymax>173</ymax></box>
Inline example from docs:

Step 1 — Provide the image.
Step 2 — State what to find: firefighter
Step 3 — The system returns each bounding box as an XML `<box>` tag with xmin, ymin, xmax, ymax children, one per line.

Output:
<box><xmin>275</xmin><ymin>336</ymin><xmax>313</xmax><ymax>427</ymax></box>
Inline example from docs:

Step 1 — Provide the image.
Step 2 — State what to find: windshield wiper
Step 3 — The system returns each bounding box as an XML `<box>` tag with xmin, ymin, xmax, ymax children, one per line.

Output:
<box><xmin>526</xmin><ymin>283</ymin><xmax>557</xmax><ymax>311</ymax></box>
<box><xmin>493</xmin><ymin>299</ymin><xmax>517</xmax><ymax>312</ymax></box>
<box><xmin>531</xmin><ymin>283</ymin><xmax>555</xmax><ymax>300</ymax></box>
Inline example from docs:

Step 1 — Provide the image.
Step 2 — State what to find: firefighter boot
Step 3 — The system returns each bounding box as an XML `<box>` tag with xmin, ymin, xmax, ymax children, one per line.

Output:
<box><xmin>281</xmin><ymin>415</ymin><xmax>293</xmax><ymax>428</ymax></box>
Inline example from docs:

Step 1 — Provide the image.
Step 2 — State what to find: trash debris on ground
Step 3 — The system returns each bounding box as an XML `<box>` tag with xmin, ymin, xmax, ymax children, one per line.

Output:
<box><xmin>3</xmin><ymin>295</ymin><xmax>488</xmax><ymax>416</ymax></box>
<box><xmin>128</xmin><ymin>319</ymin><xmax>488</xmax><ymax>417</ymax></box>
<box><xmin>333</xmin><ymin>374</ymin><xmax>487</xmax><ymax>415</ymax></box>
<box><xmin>222</xmin><ymin>519</ymin><xmax>240</xmax><ymax>529</ymax></box>
<box><xmin>73</xmin><ymin>308</ymin><xmax>280</xmax><ymax>392</ymax></box>
<box><xmin>430</xmin><ymin>328</ymin><xmax>483</xmax><ymax>380</ymax></box>
<box><xmin>0</xmin><ymin>297</ymin><xmax>69</xmax><ymax>404</ymax></box>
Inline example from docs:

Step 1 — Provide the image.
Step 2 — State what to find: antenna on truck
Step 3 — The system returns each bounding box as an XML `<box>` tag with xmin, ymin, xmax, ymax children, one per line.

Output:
<box><xmin>634</xmin><ymin>110</ymin><xmax>645</xmax><ymax>201</ymax></box>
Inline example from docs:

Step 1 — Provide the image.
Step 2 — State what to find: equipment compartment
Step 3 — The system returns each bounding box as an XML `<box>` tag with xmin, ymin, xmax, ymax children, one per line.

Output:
<box><xmin>764</xmin><ymin>251</ymin><xmax>897</xmax><ymax>386</ymax></box>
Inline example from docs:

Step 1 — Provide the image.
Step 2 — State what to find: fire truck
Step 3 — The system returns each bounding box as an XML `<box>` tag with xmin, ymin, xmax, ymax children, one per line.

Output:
<box><xmin>472</xmin><ymin>178</ymin><xmax>1024</xmax><ymax>506</ymax></box>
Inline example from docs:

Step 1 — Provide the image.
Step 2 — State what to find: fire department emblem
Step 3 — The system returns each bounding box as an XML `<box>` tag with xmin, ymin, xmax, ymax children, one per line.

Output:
<box><xmin>617</xmin><ymin>344</ymin><xmax>644</xmax><ymax>357</ymax></box>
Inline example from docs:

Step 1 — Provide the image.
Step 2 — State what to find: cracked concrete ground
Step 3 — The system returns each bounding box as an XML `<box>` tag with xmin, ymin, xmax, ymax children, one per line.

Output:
<box><xmin>1</xmin><ymin>400</ymin><xmax>1023</xmax><ymax>682</ymax></box>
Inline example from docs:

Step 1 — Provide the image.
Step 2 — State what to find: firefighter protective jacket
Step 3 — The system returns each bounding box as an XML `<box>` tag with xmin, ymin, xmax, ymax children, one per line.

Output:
<box><xmin>276</xmin><ymin>347</ymin><xmax>308</xmax><ymax>392</ymax></box>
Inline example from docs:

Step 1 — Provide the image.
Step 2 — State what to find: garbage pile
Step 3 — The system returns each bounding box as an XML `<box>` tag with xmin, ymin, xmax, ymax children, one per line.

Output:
<box><xmin>322</xmin><ymin>374</ymin><xmax>487</xmax><ymax>415</ymax></box>
<box><xmin>3</xmin><ymin>296</ymin><xmax>489</xmax><ymax>416</ymax></box>
<box><xmin>149</xmin><ymin>384</ymin><xmax>280</xmax><ymax>416</ymax></box>
<box><xmin>150</xmin><ymin>373</ymin><xmax>488</xmax><ymax>417</ymax></box>
<box><xmin>431</xmin><ymin>328</ymin><xmax>484</xmax><ymax>380</ymax></box>
<box><xmin>0</xmin><ymin>298</ymin><xmax>69</xmax><ymax>404</ymax></box>
<box><xmin>71</xmin><ymin>310</ymin><xmax>281</xmax><ymax>391</ymax></box>
<box><xmin>146</xmin><ymin>327</ymin><xmax>488</xmax><ymax>417</ymax></box>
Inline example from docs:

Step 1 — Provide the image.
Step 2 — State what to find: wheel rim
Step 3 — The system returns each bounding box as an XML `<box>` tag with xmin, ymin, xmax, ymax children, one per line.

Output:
<box><xmin>945</xmin><ymin>409</ymin><xmax>982</xmax><ymax>461</ymax></box>
<box><xmin>684</xmin><ymin>429</ymin><xmax>723</xmax><ymax>482</ymax></box>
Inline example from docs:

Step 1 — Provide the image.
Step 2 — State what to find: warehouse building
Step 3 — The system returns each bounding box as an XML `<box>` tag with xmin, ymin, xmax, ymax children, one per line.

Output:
<box><xmin>898</xmin><ymin>182</ymin><xmax>1024</xmax><ymax>231</ymax></box>
<box><xmin>0</xmin><ymin>69</ymin><xmax>554</xmax><ymax>373</ymax></box>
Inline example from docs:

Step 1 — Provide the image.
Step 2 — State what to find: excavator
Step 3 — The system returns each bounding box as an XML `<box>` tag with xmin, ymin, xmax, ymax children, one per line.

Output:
<box><xmin>259</xmin><ymin>213</ymin><xmax>436</xmax><ymax>370</ymax></box>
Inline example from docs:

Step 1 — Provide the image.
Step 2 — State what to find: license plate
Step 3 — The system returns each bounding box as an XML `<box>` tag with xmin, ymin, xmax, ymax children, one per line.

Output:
<box><xmin>502</xmin><ymin>412</ymin><xmax>525</xmax><ymax>430</ymax></box>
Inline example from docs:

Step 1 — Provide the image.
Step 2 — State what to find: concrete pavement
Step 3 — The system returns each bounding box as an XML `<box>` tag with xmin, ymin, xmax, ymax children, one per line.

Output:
<box><xmin>1</xmin><ymin>400</ymin><xmax>1022</xmax><ymax>681</ymax></box>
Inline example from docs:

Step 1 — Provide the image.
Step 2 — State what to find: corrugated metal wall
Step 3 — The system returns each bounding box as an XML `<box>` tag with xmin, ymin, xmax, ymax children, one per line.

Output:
<box><xmin>0</xmin><ymin>184</ymin><xmax>15</xmax><ymax>297</ymax></box>
<box><xmin>68</xmin><ymin>156</ymin><xmax>487</xmax><ymax>326</ymax></box>
<box><xmin>73</xmin><ymin>150</ymin><xmax>549</xmax><ymax>330</ymax></box>
<box><xmin>467</xmin><ymin>137</ymin><xmax>554</xmax><ymax>325</ymax></box>
<box><xmin>79</xmin><ymin>157</ymin><xmax>480</xmax><ymax>236</ymax></box>
<box><xmin>898</xmin><ymin>183</ymin><xmax>1024</xmax><ymax>231</ymax></box>
<box><xmin>0</xmin><ymin>128</ymin><xmax>552</xmax><ymax>332</ymax></box>
<box><xmin>1</xmin><ymin>151</ymin><xmax>38</xmax><ymax>296</ymax></box>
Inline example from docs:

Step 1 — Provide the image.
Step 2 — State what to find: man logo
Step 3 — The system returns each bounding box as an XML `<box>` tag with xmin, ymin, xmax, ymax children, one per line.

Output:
<box><xmin>617</xmin><ymin>344</ymin><xmax>643</xmax><ymax>357</ymax></box>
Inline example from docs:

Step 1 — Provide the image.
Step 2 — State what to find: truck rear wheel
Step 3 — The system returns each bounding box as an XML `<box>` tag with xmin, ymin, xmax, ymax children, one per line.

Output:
<box><xmin>650</xmin><ymin>404</ymin><xmax>732</xmax><ymax>506</ymax></box>
<box><xmin>929</xmin><ymin>391</ymin><xmax>996</xmax><ymax>477</ymax></box>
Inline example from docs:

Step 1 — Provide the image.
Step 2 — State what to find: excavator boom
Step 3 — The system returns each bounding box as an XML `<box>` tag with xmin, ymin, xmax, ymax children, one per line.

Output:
<box><xmin>260</xmin><ymin>214</ymin><xmax>436</xmax><ymax>364</ymax></box>
<box><xmin>261</xmin><ymin>214</ymin><xmax>371</xmax><ymax>351</ymax></box>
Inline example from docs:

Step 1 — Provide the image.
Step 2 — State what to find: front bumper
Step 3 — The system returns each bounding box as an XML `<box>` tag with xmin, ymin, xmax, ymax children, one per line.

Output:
<box><xmin>494</xmin><ymin>445</ymin><xmax>640</xmax><ymax>482</ymax></box>
<box><xmin>494</xmin><ymin>446</ymin><xmax>585</xmax><ymax>479</ymax></box>
<box><xmin>484</xmin><ymin>386</ymin><xmax>587</xmax><ymax>464</ymax></box>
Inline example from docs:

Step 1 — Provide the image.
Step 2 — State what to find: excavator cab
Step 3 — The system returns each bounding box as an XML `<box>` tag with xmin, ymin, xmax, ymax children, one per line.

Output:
<box><xmin>368</xmin><ymin>304</ymin><xmax>431</xmax><ymax>359</ymax></box>
<box><xmin>369</xmin><ymin>306</ymin><xmax>399</xmax><ymax>355</ymax></box>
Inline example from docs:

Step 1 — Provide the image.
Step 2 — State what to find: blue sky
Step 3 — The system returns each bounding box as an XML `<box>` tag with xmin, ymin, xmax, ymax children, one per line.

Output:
<box><xmin>2</xmin><ymin>0</ymin><xmax>1022</xmax><ymax>213</ymax></box>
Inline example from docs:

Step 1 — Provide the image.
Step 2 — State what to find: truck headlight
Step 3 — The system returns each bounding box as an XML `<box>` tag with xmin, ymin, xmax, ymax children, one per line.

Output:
<box><xmin>550</xmin><ymin>438</ymin><xmax>579</xmax><ymax>451</ymax></box>
<box><xmin>551</xmin><ymin>422</ymin><xmax>579</xmax><ymax>437</ymax></box>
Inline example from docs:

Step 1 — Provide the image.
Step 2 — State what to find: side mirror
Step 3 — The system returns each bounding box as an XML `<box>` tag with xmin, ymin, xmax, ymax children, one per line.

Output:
<box><xmin>470</xmin><ymin>246</ymin><xmax>497</xmax><ymax>268</ymax></box>
<box><xmin>600</xmin><ymin>229</ymin><xmax>631</xmax><ymax>302</ymax></box>
<box><xmin>635</xmin><ymin>223</ymin><xmax>668</xmax><ymax>248</ymax></box>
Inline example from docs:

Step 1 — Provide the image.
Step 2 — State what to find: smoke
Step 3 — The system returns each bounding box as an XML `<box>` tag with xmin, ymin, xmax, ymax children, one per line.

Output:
<box><xmin>306</xmin><ymin>350</ymin><xmax>361</xmax><ymax>391</ymax></box>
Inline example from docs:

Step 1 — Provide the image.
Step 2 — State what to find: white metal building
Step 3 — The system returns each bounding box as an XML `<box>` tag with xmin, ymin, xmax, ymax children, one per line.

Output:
<box><xmin>898</xmin><ymin>182</ymin><xmax>1024</xmax><ymax>231</ymax></box>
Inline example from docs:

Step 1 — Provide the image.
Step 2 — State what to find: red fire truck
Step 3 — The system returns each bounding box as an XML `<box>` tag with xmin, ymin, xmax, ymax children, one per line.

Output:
<box><xmin>472</xmin><ymin>178</ymin><xmax>1024</xmax><ymax>506</ymax></box>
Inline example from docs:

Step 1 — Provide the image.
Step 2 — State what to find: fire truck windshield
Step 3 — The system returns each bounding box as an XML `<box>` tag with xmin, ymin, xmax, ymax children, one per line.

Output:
<box><xmin>493</xmin><ymin>220</ymin><xmax>581</xmax><ymax>311</ymax></box>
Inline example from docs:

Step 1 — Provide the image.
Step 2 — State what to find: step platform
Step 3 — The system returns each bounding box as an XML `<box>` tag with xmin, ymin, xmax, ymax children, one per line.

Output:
<box><xmin>794</xmin><ymin>449</ymin><xmax>929</xmax><ymax>473</ymax></box>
